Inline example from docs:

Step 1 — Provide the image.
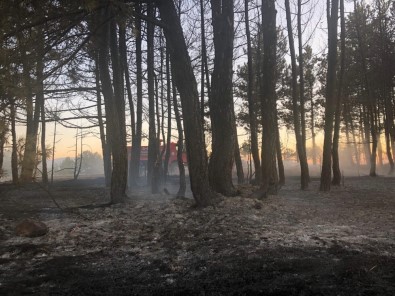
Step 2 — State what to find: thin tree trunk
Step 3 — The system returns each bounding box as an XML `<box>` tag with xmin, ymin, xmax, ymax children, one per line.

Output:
<box><xmin>119</xmin><ymin>25</ymin><xmax>135</xmax><ymax>141</ymax></box>
<box><xmin>200</xmin><ymin>0</ymin><xmax>206</xmax><ymax>126</ymax></box>
<box><xmin>285</xmin><ymin>0</ymin><xmax>310</xmax><ymax>190</ymax></box>
<box><xmin>311</xmin><ymin>86</ymin><xmax>317</xmax><ymax>165</ymax></box>
<box><xmin>320</xmin><ymin>0</ymin><xmax>339</xmax><ymax>191</ymax></box>
<box><xmin>0</xmin><ymin>124</ymin><xmax>5</xmax><ymax>175</ymax></box>
<box><xmin>360</xmin><ymin>105</ymin><xmax>371</xmax><ymax>164</ymax></box>
<box><xmin>164</xmin><ymin>49</ymin><xmax>172</xmax><ymax>181</ymax></box>
<box><xmin>36</xmin><ymin>29</ymin><xmax>48</xmax><ymax>184</ymax></box>
<box><xmin>10</xmin><ymin>99</ymin><xmax>18</xmax><ymax>184</ymax></box>
<box><xmin>147</xmin><ymin>3</ymin><xmax>158</xmax><ymax>186</ymax></box>
<box><xmin>244</xmin><ymin>0</ymin><xmax>261</xmax><ymax>183</ymax></box>
<box><xmin>349</xmin><ymin>109</ymin><xmax>360</xmax><ymax>166</ymax></box>
<box><xmin>369</xmin><ymin>106</ymin><xmax>378</xmax><ymax>176</ymax></box>
<box><xmin>377</xmin><ymin>132</ymin><xmax>383</xmax><ymax>167</ymax></box>
<box><xmin>156</xmin><ymin>0</ymin><xmax>215</xmax><ymax>206</ymax></box>
<box><xmin>297</xmin><ymin>0</ymin><xmax>307</xmax><ymax>165</ymax></box>
<box><xmin>234</xmin><ymin>134</ymin><xmax>245</xmax><ymax>184</ymax></box>
<box><xmin>353</xmin><ymin>0</ymin><xmax>377</xmax><ymax>176</ymax></box>
<box><xmin>130</xmin><ymin>2</ymin><xmax>143</xmax><ymax>186</ymax></box>
<box><xmin>385</xmin><ymin>119</ymin><xmax>394</xmax><ymax>173</ymax></box>
<box><xmin>276</xmin><ymin>110</ymin><xmax>285</xmax><ymax>186</ymax></box>
<box><xmin>50</xmin><ymin>110</ymin><xmax>57</xmax><ymax>185</ymax></box>
<box><xmin>93</xmin><ymin>53</ymin><xmax>111</xmax><ymax>186</ymax></box>
<box><xmin>332</xmin><ymin>0</ymin><xmax>345</xmax><ymax>185</ymax></box>
<box><xmin>119</xmin><ymin>24</ymin><xmax>136</xmax><ymax>188</ymax></box>
<box><xmin>40</xmin><ymin>94</ymin><xmax>48</xmax><ymax>184</ymax></box>
<box><xmin>171</xmin><ymin>71</ymin><xmax>186</xmax><ymax>197</ymax></box>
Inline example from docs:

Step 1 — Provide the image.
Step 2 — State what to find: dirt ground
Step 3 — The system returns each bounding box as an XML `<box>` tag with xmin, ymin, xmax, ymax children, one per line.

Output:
<box><xmin>0</xmin><ymin>176</ymin><xmax>394</xmax><ymax>295</ymax></box>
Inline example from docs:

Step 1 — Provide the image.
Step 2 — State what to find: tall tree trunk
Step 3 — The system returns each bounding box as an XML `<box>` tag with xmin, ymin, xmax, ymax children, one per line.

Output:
<box><xmin>130</xmin><ymin>2</ymin><xmax>143</xmax><ymax>186</ymax></box>
<box><xmin>297</xmin><ymin>0</ymin><xmax>307</xmax><ymax>165</ymax></box>
<box><xmin>353</xmin><ymin>0</ymin><xmax>377</xmax><ymax>176</ymax></box>
<box><xmin>156</xmin><ymin>0</ymin><xmax>215</xmax><ymax>206</ymax></box>
<box><xmin>369</xmin><ymin>106</ymin><xmax>378</xmax><ymax>176</ymax></box>
<box><xmin>349</xmin><ymin>110</ymin><xmax>360</xmax><ymax>166</ymax></box>
<box><xmin>119</xmin><ymin>25</ymin><xmax>135</xmax><ymax>141</ymax></box>
<box><xmin>310</xmin><ymin>86</ymin><xmax>317</xmax><ymax>165</ymax></box>
<box><xmin>244</xmin><ymin>0</ymin><xmax>261</xmax><ymax>183</ymax></box>
<box><xmin>332</xmin><ymin>0</ymin><xmax>345</xmax><ymax>185</ymax></box>
<box><xmin>10</xmin><ymin>99</ymin><xmax>18</xmax><ymax>184</ymax></box>
<box><xmin>208</xmin><ymin>0</ymin><xmax>236</xmax><ymax>196</ymax></box>
<box><xmin>234</xmin><ymin>133</ymin><xmax>245</xmax><ymax>184</ymax></box>
<box><xmin>320</xmin><ymin>0</ymin><xmax>339</xmax><ymax>191</ymax></box>
<box><xmin>171</xmin><ymin>70</ymin><xmax>186</xmax><ymax>197</ymax></box>
<box><xmin>361</xmin><ymin>105</ymin><xmax>371</xmax><ymax>164</ymax></box>
<box><xmin>343</xmin><ymin>101</ymin><xmax>354</xmax><ymax>166</ymax></box>
<box><xmin>20</xmin><ymin>56</ymin><xmax>39</xmax><ymax>182</ymax></box>
<box><xmin>285</xmin><ymin>0</ymin><xmax>310</xmax><ymax>190</ymax></box>
<box><xmin>377</xmin><ymin>131</ymin><xmax>383</xmax><ymax>167</ymax></box>
<box><xmin>36</xmin><ymin>28</ymin><xmax>48</xmax><ymax>184</ymax></box>
<box><xmin>97</xmin><ymin>5</ymin><xmax>126</xmax><ymax>203</ymax></box>
<box><xmin>147</xmin><ymin>3</ymin><xmax>158</xmax><ymax>186</ymax></box>
<box><xmin>0</xmin><ymin>123</ymin><xmax>5</xmax><ymax>175</ymax></box>
<box><xmin>276</xmin><ymin>110</ymin><xmax>285</xmax><ymax>186</ymax></box>
<box><xmin>73</xmin><ymin>129</ymin><xmax>83</xmax><ymax>180</ymax></box>
<box><xmin>258</xmin><ymin>0</ymin><xmax>279</xmax><ymax>198</ymax></box>
<box><xmin>93</xmin><ymin>53</ymin><xmax>111</xmax><ymax>186</ymax></box>
<box><xmin>164</xmin><ymin>50</ymin><xmax>172</xmax><ymax>181</ymax></box>
<box><xmin>384</xmin><ymin>100</ymin><xmax>395</xmax><ymax>173</ymax></box>
<box><xmin>200</xmin><ymin>0</ymin><xmax>211</xmax><ymax>125</ymax></box>
<box><xmin>119</xmin><ymin>23</ymin><xmax>136</xmax><ymax>188</ymax></box>
<box><xmin>109</xmin><ymin>15</ymin><xmax>128</xmax><ymax>201</ymax></box>
<box><xmin>50</xmin><ymin>108</ymin><xmax>57</xmax><ymax>185</ymax></box>
<box><xmin>385</xmin><ymin>118</ymin><xmax>394</xmax><ymax>174</ymax></box>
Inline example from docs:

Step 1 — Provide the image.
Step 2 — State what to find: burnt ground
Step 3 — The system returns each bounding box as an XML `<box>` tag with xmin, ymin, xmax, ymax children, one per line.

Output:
<box><xmin>0</xmin><ymin>176</ymin><xmax>394</xmax><ymax>295</ymax></box>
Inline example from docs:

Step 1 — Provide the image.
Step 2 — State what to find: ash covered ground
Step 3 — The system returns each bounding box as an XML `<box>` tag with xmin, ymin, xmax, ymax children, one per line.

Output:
<box><xmin>0</xmin><ymin>176</ymin><xmax>394</xmax><ymax>295</ymax></box>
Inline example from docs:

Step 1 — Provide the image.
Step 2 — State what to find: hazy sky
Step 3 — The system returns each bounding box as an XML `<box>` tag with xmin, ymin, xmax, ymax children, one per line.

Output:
<box><xmin>12</xmin><ymin>0</ymin><xmax>366</xmax><ymax>160</ymax></box>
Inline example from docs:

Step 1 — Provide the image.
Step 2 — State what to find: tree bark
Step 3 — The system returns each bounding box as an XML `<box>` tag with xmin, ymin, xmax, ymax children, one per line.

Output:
<box><xmin>353</xmin><ymin>0</ymin><xmax>377</xmax><ymax>176</ymax></box>
<box><xmin>109</xmin><ymin>15</ymin><xmax>128</xmax><ymax>201</ymax></box>
<box><xmin>164</xmin><ymin>49</ymin><xmax>172</xmax><ymax>181</ymax></box>
<box><xmin>200</xmin><ymin>0</ymin><xmax>210</xmax><ymax>127</ymax></box>
<box><xmin>208</xmin><ymin>0</ymin><xmax>236</xmax><ymax>196</ymax></box>
<box><xmin>10</xmin><ymin>99</ymin><xmax>18</xmax><ymax>184</ymax></box>
<box><xmin>297</xmin><ymin>0</ymin><xmax>307</xmax><ymax>166</ymax></box>
<box><xmin>147</xmin><ymin>3</ymin><xmax>158</xmax><ymax>187</ymax></box>
<box><xmin>244</xmin><ymin>0</ymin><xmax>261</xmax><ymax>183</ymax></box>
<box><xmin>155</xmin><ymin>0</ymin><xmax>215</xmax><ymax>206</ymax></box>
<box><xmin>332</xmin><ymin>0</ymin><xmax>345</xmax><ymax>185</ymax></box>
<box><xmin>234</xmin><ymin>134</ymin><xmax>245</xmax><ymax>185</ymax></box>
<box><xmin>320</xmin><ymin>0</ymin><xmax>339</xmax><ymax>191</ymax></box>
<box><xmin>20</xmin><ymin>54</ymin><xmax>39</xmax><ymax>182</ymax></box>
<box><xmin>285</xmin><ymin>0</ymin><xmax>310</xmax><ymax>190</ymax></box>
<box><xmin>93</xmin><ymin>53</ymin><xmax>111</xmax><ymax>187</ymax></box>
<box><xmin>258</xmin><ymin>0</ymin><xmax>279</xmax><ymax>198</ymax></box>
<box><xmin>0</xmin><ymin>121</ymin><xmax>5</xmax><ymax>175</ymax></box>
<box><xmin>96</xmin><ymin>4</ymin><xmax>127</xmax><ymax>203</ymax></box>
<box><xmin>130</xmin><ymin>2</ymin><xmax>143</xmax><ymax>186</ymax></box>
<box><xmin>276</xmin><ymin>109</ymin><xmax>285</xmax><ymax>186</ymax></box>
<box><xmin>36</xmin><ymin>27</ymin><xmax>48</xmax><ymax>184</ymax></box>
<box><xmin>171</xmin><ymin>69</ymin><xmax>186</xmax><ymax>197</ymax></box>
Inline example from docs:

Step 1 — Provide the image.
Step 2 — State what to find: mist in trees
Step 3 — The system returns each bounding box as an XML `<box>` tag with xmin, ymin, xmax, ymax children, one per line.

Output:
<box><xmin>0</xmin><ymin>0</ymin><xmax>394</xmax><ymax>205</ymax></box>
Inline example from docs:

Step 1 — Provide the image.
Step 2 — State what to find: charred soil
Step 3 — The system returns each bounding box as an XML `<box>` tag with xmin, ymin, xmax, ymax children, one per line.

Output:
<box><xmin>0</xmin><ymin>176</ymin><xmax>394</xmax><ymax>295</ymax></box>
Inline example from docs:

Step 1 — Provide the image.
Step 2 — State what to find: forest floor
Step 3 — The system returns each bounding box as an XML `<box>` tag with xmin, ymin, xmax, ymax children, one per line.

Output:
<box><xmin>0</xmin><ymin>175</ymin><xmax>394</xmax><ymax>295</ymax></box>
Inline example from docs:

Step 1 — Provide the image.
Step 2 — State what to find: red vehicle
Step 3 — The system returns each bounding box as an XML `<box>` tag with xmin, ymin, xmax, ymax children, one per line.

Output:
<box><xmin>127</xmin><ymin>142</ymin><xmax>187</xmax><ymax>175</ymax></box>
